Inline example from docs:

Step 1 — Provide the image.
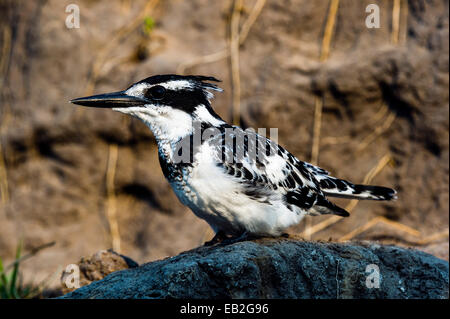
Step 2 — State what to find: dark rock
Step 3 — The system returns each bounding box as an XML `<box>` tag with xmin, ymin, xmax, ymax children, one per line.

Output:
<box><xmin>60</xmin><ymin>239</ymin><xmax>449</xmax><ymax>299</ymax></box>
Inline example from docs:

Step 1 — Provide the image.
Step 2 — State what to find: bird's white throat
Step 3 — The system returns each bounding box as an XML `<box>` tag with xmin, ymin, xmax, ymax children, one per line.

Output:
<box><xmin>113</xmin><ymin>105</ymin><xmax>193</xmax><ymax>143</ymax></box>
<box><xmin>113</xmin><ymin>104</ymin><xmax>225</xmax><ymax>144</ymax></box>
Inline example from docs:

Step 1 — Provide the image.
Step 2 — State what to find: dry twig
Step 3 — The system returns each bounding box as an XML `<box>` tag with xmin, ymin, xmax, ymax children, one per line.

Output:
<box><xmin>331</xmin><ymin>0</ymin><xmax>426</xmax><ymax>243</ymax></box>
<box><xmin>310</xmin><ymin>0</ymin><xmax>340</xmax><ymax>165</ymax></box>
<box><xmin>0</xmin><ymin>25</ymin><xmax>12</xmax><ymax>205</ymax></box>
<box><xmin>0</xmin><ymin>141</ymin><xmax>8</xmax><ymax>204</ymax></box>
<box><xmin>230</xmin><ymin>0</ymin><xmax>243</xmax><ymax>125</ymax></box>
<box><xmin>354</xmin><ymin>0</ymin><xmax>404</xmax><ymax>152</ymax></box>
<box><xmin>338</xmin><ymin>216</ymin><xmax>420</xmax><ymax>242</ymax></box>
<box><xmin>338</xmin><ymin>222</ymin><xmax>449</xmax><ymax>245</ymax></box>
<box><xmin>0</xmin><ymin>25</ymin><xmax>11</xmax><ymax>88</ymax></box>
<box><xmin>391</xmin><ymin>0</ymin><xmax>401</xmax><ymax>45</ymax></box>
<box><xmin>413</xmin><ymin>230</ymin><xmax>449</xmax><ymax>246</ymax></box>
<box><xmin>356</xmin><ymin>113</ymin><xmax>396</xmax><ymax>152</ymax></box>
<box><xmin>106</xmin><ymin>144</ymin><xmax>121</xmax><ymax>252</ymax></box>
<box><xmin>368</xmin><ymin>103</ymin><xmax>389</xmax><ymax>126</ymax></box>
<box><xmin>176</xmin><ymin>0</ymin><xmax>267</xmax><ymax>75</ymax></box>
<box><xmin>84</xmin><ymin>0</ymin><xmax>160</xmax><ymax>95</ymax></box>
<box><xmin>400</xmin><ymin>0</ymin><xmax>409</xmax><ymax>44</ymax></box>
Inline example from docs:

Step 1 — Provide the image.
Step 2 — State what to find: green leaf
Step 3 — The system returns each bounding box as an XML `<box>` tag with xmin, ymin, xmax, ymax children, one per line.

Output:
<box><xmin>143</xmin><ymin>16</ymin><xmax>155</xmax><ymax>34</ymax></box>
<box><xmin>9</xmin><ymin>240</ymin><xmax>22</xmax><ymax>297</ymax></box>
<box><xmin>0</xmin><ymin>257</ymin><xmax>10</xmax><ymax>299</ymax></box>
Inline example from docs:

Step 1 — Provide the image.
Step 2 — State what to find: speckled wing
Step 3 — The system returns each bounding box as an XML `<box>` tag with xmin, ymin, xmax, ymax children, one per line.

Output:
<box><xmin>207</xmin><ymin>127</ymin><xmax>349</xmax><ymax>216</ymax></box>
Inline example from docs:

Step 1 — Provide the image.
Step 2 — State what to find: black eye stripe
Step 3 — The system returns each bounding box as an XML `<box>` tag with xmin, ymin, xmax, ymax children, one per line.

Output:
<box><xmin>145</xmin><ymin>85</ymin><xmax>166</xmax><ymax>100</ymax></box>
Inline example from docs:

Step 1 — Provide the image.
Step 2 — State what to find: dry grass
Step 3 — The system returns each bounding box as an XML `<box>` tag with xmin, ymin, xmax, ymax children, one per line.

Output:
<box><xmin>310</xmin><ymin>0</ymin><xmax>340</xmax><ymax>165</ymax></box>
<box><xmin>400</xmin><ymin>0</ymin><xmax>409</xmax><ymax>44</ymax></box>
<box><xmin>349</xmin><ymin>0</ymin><xmax>402</xmax><ymax>153</ymax></box>
<box><xmin>320</xmin><ymin>135</ymin><xmax>351</xmax><ymax>146</ymax></box>
<box><xmin>0</xmin><ymin>25</ymin><xmax>11</xmax><ymax>89</ymax></box>
<box><xmin>356</xmin><ymin>112</ymin><xmax>396</xmax><ymax>152</ymax></box>
<box><xmin>80</xmin><ymin>0</ymin><xmax>161</xmax><ymax>253</ymax></box>
<box><xmin>368</xmin><ymin>103</ymin><xmax>389</xmax><ymax>126</ymax></box>
<box><xmin>83</xmin><ymin>0</ymin><xmax>160</xmax><ymax>96</ymax></box>
<box><xmin>0</xmin><ymin>25</ymin><xmax>12</xmax><ymax>205</ymax></box>
<box><xmin>413</xmin><ymin>230</ymin><xmax>449</xmax><ymax>246</ymax></box>
<box><xmin>300</xmin><ymin>0</ymin><xmax>427</xmax><ymax>244</ymax></box>
<box><xmin>391</xmin><ymin>0</ymin><xmax>401</xmax><ymax>45</ymax></box>
<box><xmin>338</xmin><ymin>216</ymin><xmax>420</xmax><ymax>242</ymax></box>
<box><xmin>352</xmin><ymin>0</ymin><xmax>407</xmax><ymax>153</ymax></box>
<box><xmin>0</xmin><ymin>142</ymin><xmax>8</xmax><ymax>205</ymax></box>
<box><xmin>176</xmin><ymin>0</ymin><xmax>267</xmax><ymax>75</ymax></box>
<box><xmin>230</xmin><ymin>0</ymin><xmax>243</xmax><ymax>126</ymax></box>
<box><xmin>303</xmin><ymin>0</ymin><xmax>340</xmax><ymax>238</ymax></box>
<box><xmin>105</xmin><ymin>144</ymin><xmax>121</xmax><ymax>252</ymax></box>
<box><xmin>315</xmin><ymin>0</ymin><xmax>406</xmax><ymax>157</ymax></box>
<box><xmin>338</xmin><ymin>218</ymin><xmax>449</xmax><ymax>245</ymax></box>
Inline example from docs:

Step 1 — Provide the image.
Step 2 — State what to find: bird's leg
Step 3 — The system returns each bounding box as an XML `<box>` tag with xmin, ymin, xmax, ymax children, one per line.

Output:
<box><xmin>220</xmin><ymin>231</ymin><xmax>254</xmax><ymax>245</ymax></box>
<box><xmin>204</xmin><ymin>230</ymin><xmax>227</xmax><ymax>246</ymax></box>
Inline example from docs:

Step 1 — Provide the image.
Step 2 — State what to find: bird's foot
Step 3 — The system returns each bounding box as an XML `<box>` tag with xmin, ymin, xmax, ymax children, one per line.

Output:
<box><xmin>219</xmin><ymin>231</ymin><xmax>256</xmax><ymax>245</ymax></box>
<box><xmin>205</xmin><ymin>231</ymin><xmax>266</xmax><ymax>246</ymax></box>
<box><xmin>204</xmin><ymin>230</ymin><xmax>227</xmax><ymax>246</ymax></box>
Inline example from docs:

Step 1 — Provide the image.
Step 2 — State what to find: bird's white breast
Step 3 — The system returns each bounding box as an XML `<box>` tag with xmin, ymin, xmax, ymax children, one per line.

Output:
<box><xmin>171</xmin><ymin>142</ymin><xmax>306</xmax><ymax>236</ymax></box>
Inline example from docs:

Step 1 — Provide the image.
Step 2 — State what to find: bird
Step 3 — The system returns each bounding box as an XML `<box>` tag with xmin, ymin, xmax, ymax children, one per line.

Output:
<box><xmin>71</xmin><ymin>74</ymin><xmax>397</xmax><ymax>245</ymax></box>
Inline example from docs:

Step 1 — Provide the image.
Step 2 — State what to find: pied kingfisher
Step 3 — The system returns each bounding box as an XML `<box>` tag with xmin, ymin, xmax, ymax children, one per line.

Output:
<box><xmin>71</xmin><ymin>74</ymin><xmax>396</xmax><ymax>245</ymax></box>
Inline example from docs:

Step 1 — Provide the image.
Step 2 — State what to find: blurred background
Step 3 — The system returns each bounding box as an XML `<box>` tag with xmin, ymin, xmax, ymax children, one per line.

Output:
<box><xmin>0</xmin><ymin>0</ymin><xmax>448</xmax><ymax>296</ymax></box>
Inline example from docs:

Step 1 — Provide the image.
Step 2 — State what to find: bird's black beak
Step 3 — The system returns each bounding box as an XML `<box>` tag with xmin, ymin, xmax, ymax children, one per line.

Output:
<box><xmin>70</xmin><ymin>91</ymin><xmax>149</xmax><ymax>108</ymax></box>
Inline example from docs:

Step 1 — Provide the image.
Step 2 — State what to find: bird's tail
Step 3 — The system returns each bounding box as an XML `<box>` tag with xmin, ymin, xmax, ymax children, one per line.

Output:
<box><xmin>311</xmin><ymin>196</ymin><xmax>350</xmax><ymax>217</ymax></box>
<box><xmin>309</xmin><ymin>182</ymin><xmax>397</xmax><ymax>218</ymax></box>
<box><xmin>319</xmin><ymin>177</ymin><xmax>397</xmax><ymax>201</ymax></box>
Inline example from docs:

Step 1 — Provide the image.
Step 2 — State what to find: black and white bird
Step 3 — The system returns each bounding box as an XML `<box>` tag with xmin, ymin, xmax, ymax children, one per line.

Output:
<box><xmin>71</xmin><ymin>74</ymin><xmax>397</xmax><ymax>244</ymax></box>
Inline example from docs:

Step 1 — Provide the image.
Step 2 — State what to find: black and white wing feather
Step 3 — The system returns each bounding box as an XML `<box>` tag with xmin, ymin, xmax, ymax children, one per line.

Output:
<box><xmin>208</xmin><ymin>127</ymin><xmax>350</xmax><ymax>217</ymax></box>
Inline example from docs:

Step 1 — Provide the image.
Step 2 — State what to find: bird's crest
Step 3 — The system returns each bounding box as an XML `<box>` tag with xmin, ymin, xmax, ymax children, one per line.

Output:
<box><xmin>135</xmin><ymin>74</ymin><xmax>223</xmax><ymax>93</ymax></box>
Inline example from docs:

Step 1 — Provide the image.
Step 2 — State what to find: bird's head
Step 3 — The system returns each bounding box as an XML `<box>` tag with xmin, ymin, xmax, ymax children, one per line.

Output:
<box><xmin>71</xmin><ymin>74</ymin><xmax>224</xmax><ymax>141</ymax></box>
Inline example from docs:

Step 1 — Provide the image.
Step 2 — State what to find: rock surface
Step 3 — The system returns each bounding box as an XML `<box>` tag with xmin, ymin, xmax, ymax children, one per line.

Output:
<box><xmin>61</xmin><ymin>239</ymin><xmax>449</xmax><ymax>299</ymax></box>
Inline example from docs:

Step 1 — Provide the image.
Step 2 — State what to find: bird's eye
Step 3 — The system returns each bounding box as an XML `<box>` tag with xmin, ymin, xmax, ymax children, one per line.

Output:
<box><xmin>147</xmin><ymin>85</ymin><xmax>166</xmax><ymax>100</ymax></box>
